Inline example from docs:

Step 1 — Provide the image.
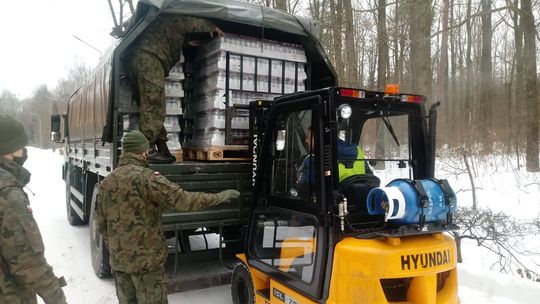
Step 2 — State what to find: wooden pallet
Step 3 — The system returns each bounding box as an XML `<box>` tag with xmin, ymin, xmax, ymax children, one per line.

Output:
<box><xmin>182</xmin><ymin>145</ymin><xmax>251</xmax><ymax>161</ymax></box>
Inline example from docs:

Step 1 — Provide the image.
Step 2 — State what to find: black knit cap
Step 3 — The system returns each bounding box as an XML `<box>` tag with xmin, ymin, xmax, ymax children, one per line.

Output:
<box><xmin>122</xmin><ymin>130</ymin><xmax>149</xmax><ymax>154</ymax></box>
<box><xmin>0</xmin><ymin>113</ymin><xmax>29</xmax><ymax>156</ymax></box>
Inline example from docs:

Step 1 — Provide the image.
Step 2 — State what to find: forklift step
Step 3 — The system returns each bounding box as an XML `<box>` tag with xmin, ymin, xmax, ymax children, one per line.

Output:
<box><xmin>182</xmin><ymin>145</ymin><xmax>251</xmax><ymax>161</ymax></box>
<box><xmin>256</xmin><ymin>288</ymin><xmax>270</xmax><ymax>300</ymax></box>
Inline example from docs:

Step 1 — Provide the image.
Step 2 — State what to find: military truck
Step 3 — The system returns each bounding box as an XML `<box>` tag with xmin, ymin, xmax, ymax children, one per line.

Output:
<box><xmin>50</xmin><ymin>0</ymin><xmax>336</xmax><ymax>287</ymax></box>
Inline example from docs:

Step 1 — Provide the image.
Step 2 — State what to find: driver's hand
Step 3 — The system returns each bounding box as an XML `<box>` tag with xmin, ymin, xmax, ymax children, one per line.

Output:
<box><xmin>210</xmin><ymin>27</ymin><xmax>225</xmax><ymax>38</ymax></box>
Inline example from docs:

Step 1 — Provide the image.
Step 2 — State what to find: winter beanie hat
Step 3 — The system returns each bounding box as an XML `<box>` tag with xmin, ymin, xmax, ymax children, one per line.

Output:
<box><xmin>0</xmin><ymin>113</ymin><xmax>29</xmax><ymax>156</ymax></box>
<box><xmin>122</xmin><ymin>130</ymin><xmax>149</xmax><ymax>154</ymax></box>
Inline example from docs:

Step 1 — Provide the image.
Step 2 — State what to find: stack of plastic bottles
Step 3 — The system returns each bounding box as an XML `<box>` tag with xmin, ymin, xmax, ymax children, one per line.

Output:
<box><xmin>184</xmin><ymin>33</ymin><xmax>308</xmax><ymax>147</ymax></box>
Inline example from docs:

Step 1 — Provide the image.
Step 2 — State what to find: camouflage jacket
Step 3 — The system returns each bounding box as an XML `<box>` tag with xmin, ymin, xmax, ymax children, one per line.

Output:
<box><xmin>95</xmin><ymin>153</ymin><xmax>222</xmax><ymax>273</ymax></box>
<box><xmin>130</xmin><ymin>15</ymin><xmax>215</xmax><ymax>72</ymax></box>
<box><xmin>0</xmin><ymin>158</ymin><xmax>66</xmax><ymax>304</ymax></box>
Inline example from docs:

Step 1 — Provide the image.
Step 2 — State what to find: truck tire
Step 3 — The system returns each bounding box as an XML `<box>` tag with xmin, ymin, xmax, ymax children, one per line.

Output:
<box><xmin>65</xmin><ymin>164</ymin><xmax>84</xmax><ymax>226</ymax></box>
<box><xmin>231</xmin><ymin>263</ymin><xmax>255</xmax><ymax>304</ymax></box>
<box><xmin>89</xmin><ymin>185</ymin><xmax>112</xmax><ymax>278</ymax></box>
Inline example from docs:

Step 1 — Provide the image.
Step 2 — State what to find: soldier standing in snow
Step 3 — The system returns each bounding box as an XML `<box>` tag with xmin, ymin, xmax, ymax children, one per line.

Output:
<box><xmin>0</xmin><ymin>114</ymin><xmax>67</xmax><ymax>304</ymax></box>
<box><xmin>95</xmin><ymin>130</ymin><xmax>239</xmax><ymax>303</ymax></box>
<box><xmin>126</xmin><ymin>15</ymin><xmax>224</xmax><ymax>164</ymax></box>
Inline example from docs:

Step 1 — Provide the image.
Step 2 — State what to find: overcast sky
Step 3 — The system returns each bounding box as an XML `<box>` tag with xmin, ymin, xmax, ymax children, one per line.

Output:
<box><xmin>0</xmin><ymin>0</ymin><xmax>120</xmax><ymax>98</ymax></box>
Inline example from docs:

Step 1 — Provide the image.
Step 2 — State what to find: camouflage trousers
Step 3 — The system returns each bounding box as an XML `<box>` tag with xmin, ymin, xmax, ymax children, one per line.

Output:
<box><xmin>114</xmin><ymin>269</ymin><xmax>168</xmax><ymax>304</ymax></box>
<box><xmin>0</xmin><ymin>286</ymin><xmax>37</xmax><ymax>304</ymax></box>
<box><xmin>128</xmin><ymin>50</ymin><xmax>168</xmax><ymax>144</ymax></box>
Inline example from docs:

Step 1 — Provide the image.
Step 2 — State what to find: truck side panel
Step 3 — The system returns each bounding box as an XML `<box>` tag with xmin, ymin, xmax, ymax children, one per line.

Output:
<box><xmin>68</xmin><ymin>55</ymin><xmax>112</xmax><ymax>142</ymax></box>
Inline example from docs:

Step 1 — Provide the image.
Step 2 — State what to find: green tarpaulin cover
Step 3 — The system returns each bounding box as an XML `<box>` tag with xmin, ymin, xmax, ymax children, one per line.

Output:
<box><xmin>134</xmin><ymin>0</ymin><xmax>320</xmax><ymax>39</ymax></box>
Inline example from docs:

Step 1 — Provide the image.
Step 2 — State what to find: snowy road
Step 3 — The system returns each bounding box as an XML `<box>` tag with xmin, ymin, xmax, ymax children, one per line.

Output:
<box><xmin>25</xmin><ymin>148</ymin><xmax>538</xmax><ymax>303</ymax></box>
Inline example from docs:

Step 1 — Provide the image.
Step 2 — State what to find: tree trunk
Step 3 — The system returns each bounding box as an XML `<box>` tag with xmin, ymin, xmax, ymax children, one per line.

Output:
<box><xmin>330</xmin><ymin>0</ymin><xmax>344</xmax><ymax>82</ymax></box>
<box><xmin>522</xmin><ymin>0</ymin><xmax>540</xmax><ymax>171</ymax></box>
<box><xmin>408</xmin><ymin>0</ymin><xmax>432</xmax><ymax>99</ymax></box>
<box><xmin>513</xmin><ymin>0</ymin><xmax>525</xmax><ymax>142</ymax></box>
<box><xmin>376</xmin><ymin>0</ymin><xmax>389</xmax><ymax>90</ymax></box>
<box><xmin>392</xmin><ymin>1</ymin><xmax>399</xmax><ymax>84</ymax></box>
<box><xmin>465</xmin><ymin>0</ymin><xmax>473</xmax><ymax>133</ymax></box>
<box><xmin>397</xmin><ymin>2</ymin><xmax>407</xmax><ymax>88</ymax></box>
<box><xmin>437</xmin><ymin>0</ymin><xmax>450</xmax><ymax>120</ymax></box>
<box><xmin>479</xmin><ymin>0</ymin><xmax>493</xmax><ymax>151</ymax></box>
<box><xmin>343</xmin><ymin>0</ymin><xmax>358</xmax><ymax>87</ymax></box>
<box><xmin>449</xmin><ymin>0</ymin><xmax>459</xmax><ymax>136</ymax></box>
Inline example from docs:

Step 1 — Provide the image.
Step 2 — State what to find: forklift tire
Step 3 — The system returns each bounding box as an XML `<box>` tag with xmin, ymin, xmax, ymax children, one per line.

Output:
<box><xmin>231</xmin><ymin>263</ymin><xmax>255</xmax><ymax>304</ymax></box>
<box><xmin>89</xmin><ymin>185</ymin><xmax>112</xmax><ymax>278</ymax></box>
<box><xmin>65</xmin><ymin>164</ymin><xmax>84</xmax><ymax>226</ymax></box>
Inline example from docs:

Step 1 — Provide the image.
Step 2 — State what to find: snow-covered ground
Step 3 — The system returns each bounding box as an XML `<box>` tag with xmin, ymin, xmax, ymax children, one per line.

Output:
<box><xmin>23</xmin><ymin>148</ymin><xmax>539</xmax><ymax>303</ymax></box>
<box><xmin>439</xmin><ymin>152</ymin><xmax>540</xmax><ymax>220</ymax></box>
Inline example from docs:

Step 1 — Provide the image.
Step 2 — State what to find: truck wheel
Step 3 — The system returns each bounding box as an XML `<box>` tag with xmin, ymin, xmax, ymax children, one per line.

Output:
<box><xmin>231</xmin><ymin>263</ymin><xmax>255</xmax><ymax>304</ymax></box>
<box><xmin>89</xmin><ymin>185</ymin><xmax>112</xmax><ymax>278</ymax></box>
<box><xmin>65</xmin><ymin>164</ymin><xmax>84</xmax><ymax>226</ymax></box>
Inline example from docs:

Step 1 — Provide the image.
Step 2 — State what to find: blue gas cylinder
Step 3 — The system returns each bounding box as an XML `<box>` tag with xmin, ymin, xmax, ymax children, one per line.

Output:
<box><xmin>366</xmin><ymin>179</ymin><xmax>456</xmax><ymax>225</ymax></box>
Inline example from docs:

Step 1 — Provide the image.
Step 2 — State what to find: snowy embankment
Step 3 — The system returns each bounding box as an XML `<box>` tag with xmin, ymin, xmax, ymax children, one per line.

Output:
<box><xmin>24</xmin><ymin>148</ymin><xmax>539</xmax><ymax>303</ymax></box>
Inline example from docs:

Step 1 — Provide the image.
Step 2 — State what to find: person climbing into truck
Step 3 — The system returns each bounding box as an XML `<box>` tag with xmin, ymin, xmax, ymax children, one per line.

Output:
<box><xmin>95</xmin><ymin>130</ymin><xmax>240</xmax><ymax>303</ymax></box>
<box><xmin>126</xmin><ymin>15</ymin><xmax>224</xmax><ymax>164</ymax></box>
<box><xmin>297</xmin><ymin>127</ymin><xmax>373</xmax><ymax>198</ymax></box>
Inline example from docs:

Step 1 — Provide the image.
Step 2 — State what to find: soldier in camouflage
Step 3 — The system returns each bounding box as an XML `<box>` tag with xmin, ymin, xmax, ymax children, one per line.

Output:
<box><xmin>0</xmin><ymin>114</ymin><xmax>67</xmax><ymax>304</ymax></box>
<box><xmin>96</xmin><ymin>130</ymin><xmax>239</xmax><ymax>304</ymax></box>
<box><xmin>126</xmin><ymin>15</ymin><xmax>224</xmax><ymax>164</ymax></box>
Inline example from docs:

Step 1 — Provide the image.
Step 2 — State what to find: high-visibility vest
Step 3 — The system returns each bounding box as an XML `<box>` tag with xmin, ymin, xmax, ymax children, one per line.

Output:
<box><xmin>338</xmin><ymin>146</ymin><xmax>366</xmax><ymax>182</ymax></box>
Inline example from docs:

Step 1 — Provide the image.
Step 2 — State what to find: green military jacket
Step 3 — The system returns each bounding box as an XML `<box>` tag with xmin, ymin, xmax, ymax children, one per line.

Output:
<box><xmin>0</xmin><ymin>158</ymin><xmax>66</xmax><ymax>304</ymax></box>
<box><xmin>130</xmin><ymin>15</ymin><xmax>215</xmax><ymax>72</ymax></box>
<box><xmin>96</xmin><ymin>153</ymin><xmax>223</xmax><ymax>273</ymax></box>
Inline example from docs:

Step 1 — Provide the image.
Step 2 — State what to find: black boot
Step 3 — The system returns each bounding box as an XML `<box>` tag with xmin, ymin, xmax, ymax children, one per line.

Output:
<box><xmin>147</xmin><ymin>141</ymin><xmax>175</xmax><ymax>164</ymax></box>
<box><xmin>153</xmin><ymin>140</ymin><xmax>176</xmax><ymax>164</ymax></box>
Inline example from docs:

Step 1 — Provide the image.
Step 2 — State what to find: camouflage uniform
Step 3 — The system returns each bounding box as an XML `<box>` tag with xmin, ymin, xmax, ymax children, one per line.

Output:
<box><xmin>0</xmin><ymin>158</ymin><xmax>67</xmax><ymax>304</ymax></box>
<box><xmin>95</xmin><ymin>153</ymin><xmax>226</xmax><ymax>304</ymax></box>
<box><xmin>127</xmin><ymin>15</ymin><xmax>216</xmax><ymax>143</ymax></box>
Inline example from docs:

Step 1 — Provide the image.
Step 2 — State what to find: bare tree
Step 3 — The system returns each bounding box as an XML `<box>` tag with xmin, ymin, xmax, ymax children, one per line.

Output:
<box><xmin>21</xmin><ymin>85</ymin><xmax>53</xmax><ymax>149</ymax></box>
<box><xmin>437</xmin><ymin>0</ymin><xmax>450</xmax><ymax>107</ymax></box>
<box><xmin>479</xmin><ymin>0</ymin><xmax>493</xmax><ymax>149</ymax></box>
<box><xmin>464</xmin><ymin>0</ymin><xmax>474</xmax><ymax>133</ymax></box>
<box><xmin>52</xmin><ymin>61</ymin><xmax>92</xmax><ymax>115</ymax></box>
<box><xmin>330</xmin><ymin>0</ymin><xmax>344</xmax><ymax>82</ymax></box>
<box><xmin>391</xmin><ymin>1</ymin><xmax>407</xmax><ymax>86</ymax></box>
<box><xmin>0</xmin><ymin>90</ymin><xmax>21</xmax><ymax>115</ymax></box>
<box><xmin>376</xmin><ymin>0</ymin><xmax>389</xmax><ymax>90</ymax></box>
<box><xmin>522</xmin><ymin>0</ymin><xmax>540</xmax><ymax>172</ymax></box>
<box><xmin>108</xmin><ymin>0</ymin><xmax>136</xmax><ymax>37</ymax></box>
<box><xmin>343</xmin><ymin>0</ymin><xmax>358</xmax><ymax>87</ymax></box>
<box><xmin>508</xmin><ymin>0</ymin><xmax>524</xmax><ymax>151</ymax></box>
<box><xmin>408</xmin><ymin>0</ymin><xmax>433</xmax><ymax>99</ymax></box>
<box><xmin>453</xmin><ymin>207</ymin><xmax>540</xmax><ymax>281</ymax></box>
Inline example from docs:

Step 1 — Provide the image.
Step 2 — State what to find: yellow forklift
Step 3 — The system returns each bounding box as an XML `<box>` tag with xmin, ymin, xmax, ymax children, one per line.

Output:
<box><xmin>232</xmin><ymin>86</ymin><xmax>459</xmax><ymax>303</ymax></box>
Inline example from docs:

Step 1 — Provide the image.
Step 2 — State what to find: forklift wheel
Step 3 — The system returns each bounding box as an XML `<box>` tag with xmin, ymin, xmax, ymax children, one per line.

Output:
<box><xmin>231</xmin><ymin>263</ymin><xmax>255</xmax><ymax>304</ymax></box>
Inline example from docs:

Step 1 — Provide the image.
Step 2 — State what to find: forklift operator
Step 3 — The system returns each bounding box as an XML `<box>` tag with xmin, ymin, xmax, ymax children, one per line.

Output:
<box><xmin>297</xmin><ymin>127</ymin><xmax>372</xmax><ymax>197</ymax></box>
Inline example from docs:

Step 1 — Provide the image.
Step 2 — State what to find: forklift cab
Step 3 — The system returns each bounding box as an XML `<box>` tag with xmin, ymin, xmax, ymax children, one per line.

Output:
<box><xmin>234</xmin><ymin>87</ymin><xmax>458</xmax><ymax>304</ymax></box>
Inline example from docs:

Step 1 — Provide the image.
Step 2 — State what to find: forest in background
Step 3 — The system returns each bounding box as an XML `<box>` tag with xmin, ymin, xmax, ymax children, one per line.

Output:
<box><xmin>252</xmin><ymin>0</ymin><xmax>540</xmax><ymax>172</ymax></box>
<box><xmin>1</xmin><ymin>0</ymin><xmax>539</xmax><ymax>171</ymax></box>
<box><xmin>0</xmin><ymin>62</ymin><xmax>91</xmax><ymax>151</ymax></box>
